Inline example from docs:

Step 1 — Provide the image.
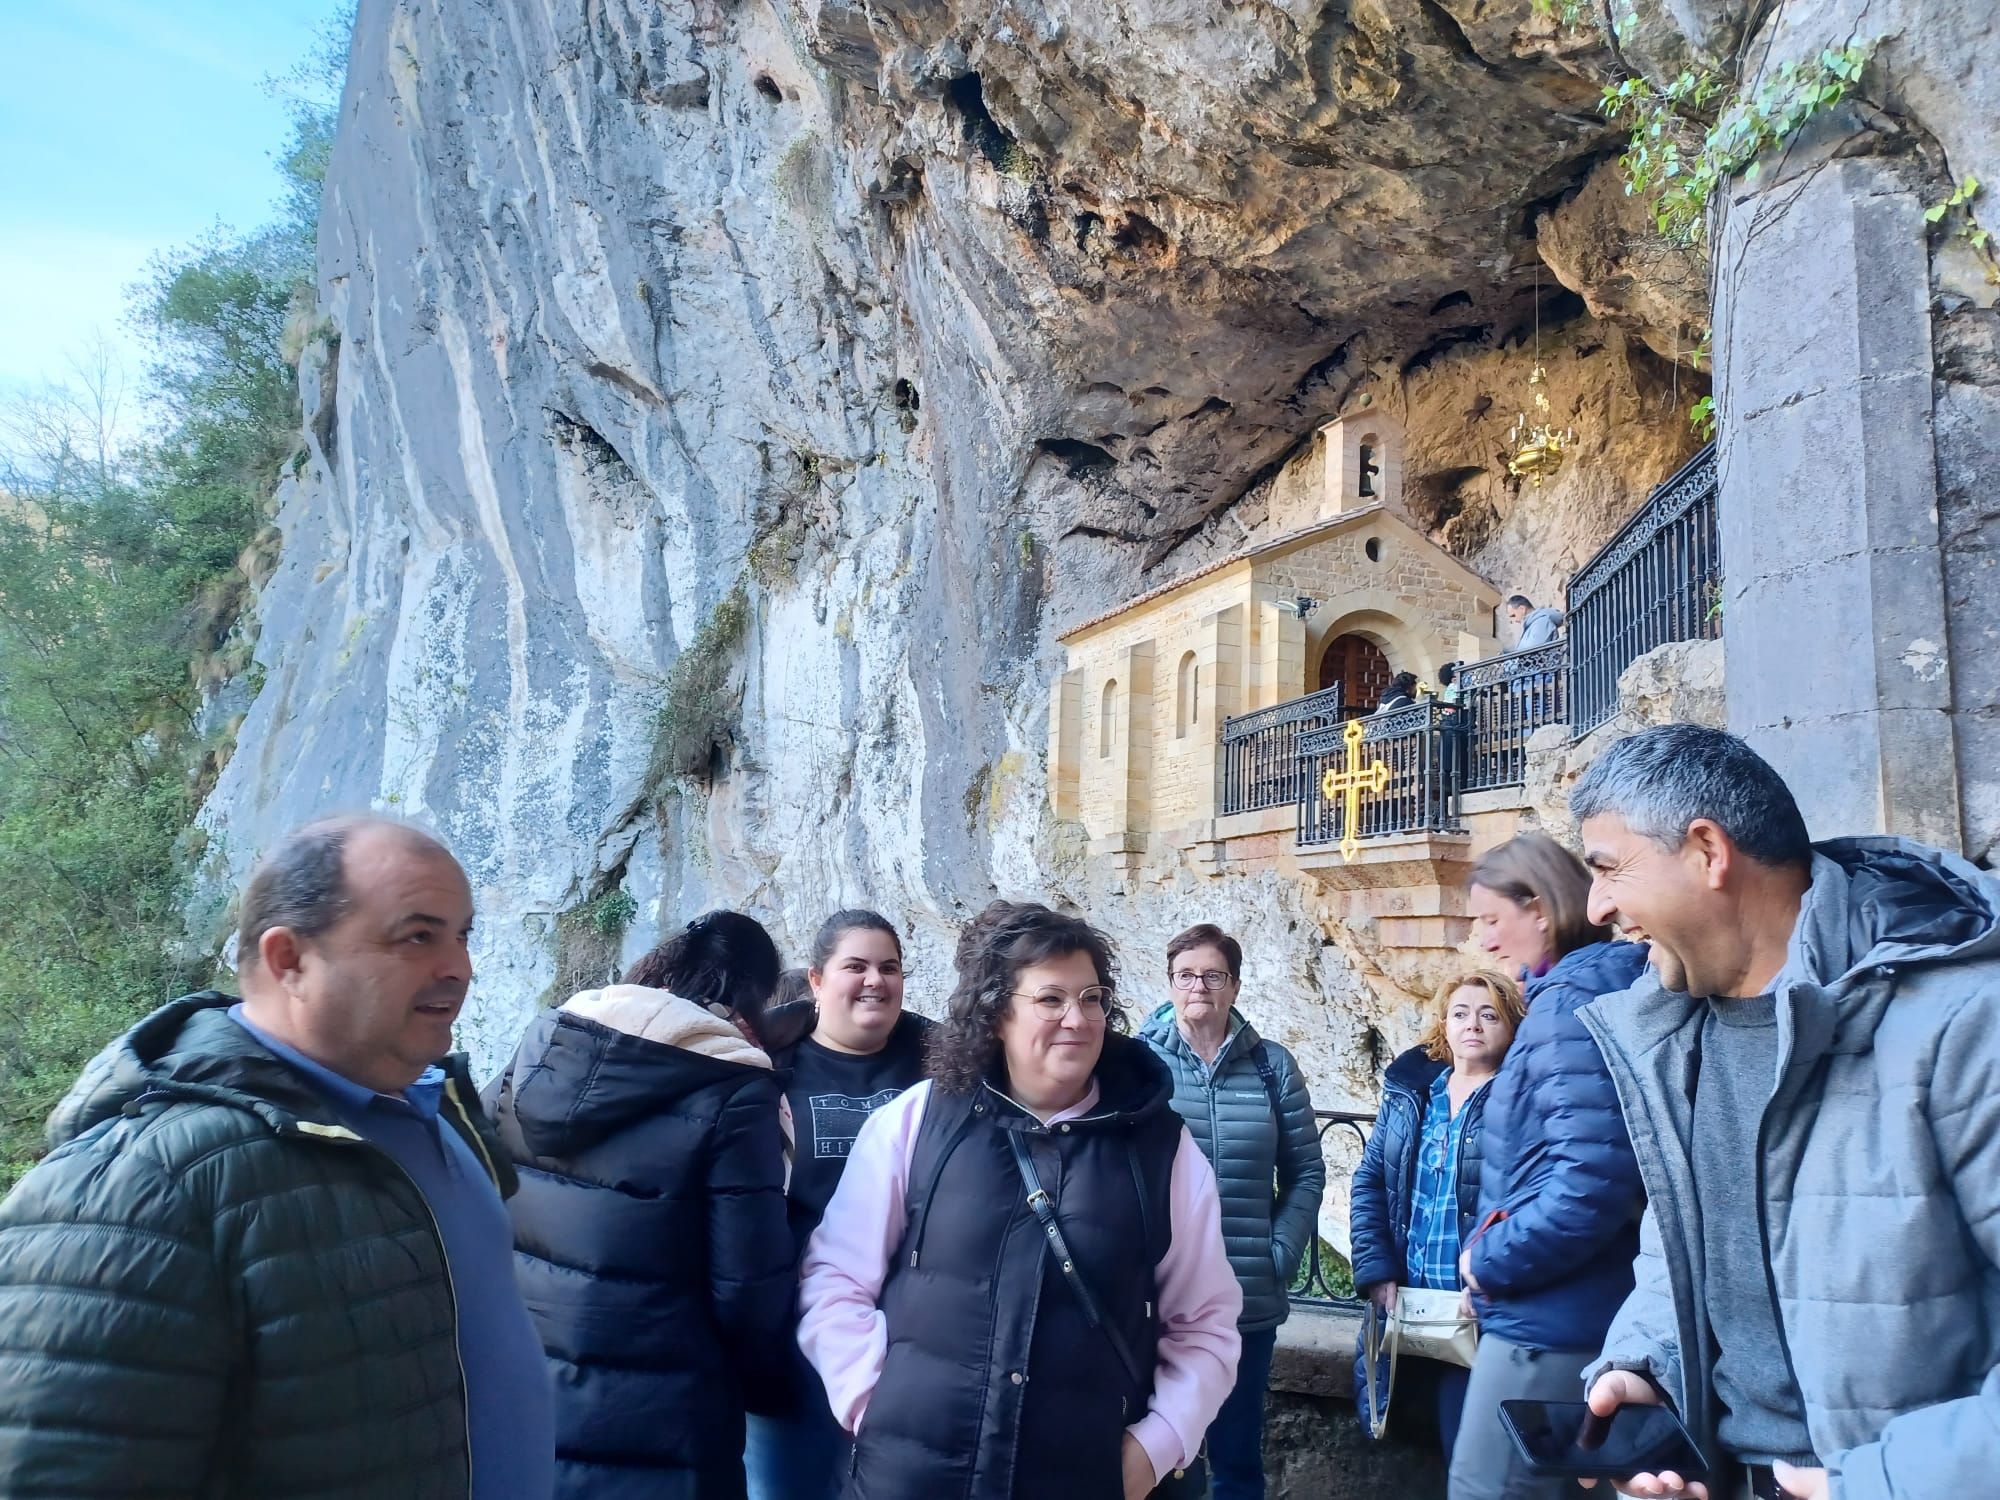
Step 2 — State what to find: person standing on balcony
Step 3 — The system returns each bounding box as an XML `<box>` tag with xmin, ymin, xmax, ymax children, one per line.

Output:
<box><xmin>1450</xmin><ymin>833</ymin><xmax>1649</xmax><ymax>1500</ymax></box>
<box><xmin>1507</xmin><ymin>595</ymin><xmax>1564</xmax><ymax>650</ymax></box>
<box><xmin>1377</xmin><ymin>671</ymin><xmax>1421</xmax><ymax>712</ymax></box>
<box><xmin>1350</xmin><ymin>968</ymin><xmax>1524</xmax><ymax>1458</ymax></box>
<box><xmin>1140</xmin><ymin>923</ymin><xmax>1325</xmax><ymax>1500</ymax></box>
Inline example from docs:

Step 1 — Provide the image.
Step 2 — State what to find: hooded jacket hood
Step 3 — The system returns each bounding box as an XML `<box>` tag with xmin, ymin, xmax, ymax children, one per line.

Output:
<box><xmin>501</xmin><ymin>985</ymin><xmax>773</xmax><ymax>1158</ymax></box>
<box><xmin>1797</xmin><ymin>837</ymin><xmax>1999</xmax><ymax>981</ymax></box>
<box><xmin>45</xmin><ymin>988</ymin><xmax>515</xmax><ymax>1195</ymax></box>
<box><xmin>1382</xmin><ymin>1042</ymin><xmax>1448</xmax><ymax>1097</ymax></box>
<box><xmin>48</xmin><ymin>990</ymin><xmax>332</xmax><ymax>1149</ymax></box>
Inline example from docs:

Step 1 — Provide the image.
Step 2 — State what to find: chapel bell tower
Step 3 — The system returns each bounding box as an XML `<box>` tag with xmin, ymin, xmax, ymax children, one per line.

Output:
<box><xmin>1318</xmin><ymin>407</ymin><xmax>1405</xmax><ymax>522</ymax></box>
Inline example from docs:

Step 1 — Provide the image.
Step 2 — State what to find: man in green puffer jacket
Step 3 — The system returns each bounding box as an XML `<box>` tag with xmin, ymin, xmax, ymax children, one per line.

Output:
<box><xmin>0</xmin><ymin>816</ymin><xmax>553</xmax><ymax>1499</ymax></box>
<box><xmin>1141</xmin><ymin>923</ymin><xmax>1325</xmax><ymax>1500</ymax></box>
<box><xmin>1567</xmin><ymin>726</ymin><xmax>2000</xmax><ymax>1500</ymax></box>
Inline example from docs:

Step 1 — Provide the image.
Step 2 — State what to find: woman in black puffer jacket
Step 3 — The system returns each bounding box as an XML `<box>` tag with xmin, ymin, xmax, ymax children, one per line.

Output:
<box><xmin>486</xmin><ymin>912</ymin><xmax>795</xmax><ymax>1500</ymax></box>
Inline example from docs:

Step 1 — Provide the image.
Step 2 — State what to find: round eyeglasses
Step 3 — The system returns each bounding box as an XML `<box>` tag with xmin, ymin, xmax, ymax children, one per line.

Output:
<box><xmin>1170</xmin><ymin>969</ymin><xmax>1233</xmax><ymax>992</ymax></box>
<box><xmin>1012</xmin><ymin>987</ymin><xmax>1113</xmax><ymax>1020</ymax></box>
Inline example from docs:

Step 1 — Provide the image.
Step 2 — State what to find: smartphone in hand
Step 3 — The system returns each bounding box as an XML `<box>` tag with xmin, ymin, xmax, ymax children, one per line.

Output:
<box><xmin>1498</xmin><ymin>1399</ymin><xmax>1710</xmax><ymax>1481</ymax></box>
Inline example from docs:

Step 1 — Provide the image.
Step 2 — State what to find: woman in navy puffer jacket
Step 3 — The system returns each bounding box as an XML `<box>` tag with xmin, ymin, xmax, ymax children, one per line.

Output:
<box><xmin>1447</xmin><ymin>833</ymin><xmax>1648</xmax><ymax>1500</ymax></box>
<box><xmin>1349</xmin><ymin>969</ymin><xmax>1523</xmax><ymax>1455</ymax></box>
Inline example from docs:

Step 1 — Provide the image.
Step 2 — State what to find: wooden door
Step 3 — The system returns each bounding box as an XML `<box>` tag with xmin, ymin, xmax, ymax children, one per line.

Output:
<box><xmin>1318</xmin><ymin>633</ymin><xmax>1391</xmax><ymax>717</ymax></box>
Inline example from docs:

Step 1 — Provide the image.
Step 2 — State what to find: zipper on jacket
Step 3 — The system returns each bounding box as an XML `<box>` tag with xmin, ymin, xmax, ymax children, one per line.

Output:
<box><xmin>288</xmin><ymin>1123</ymin><xmax>475</xmax><ymax>1495</ymax></box>
<box><xmin>1752</xmin><ymin>1075</ymin><xmax>1810</xmax><ymax>1458</ymax></box>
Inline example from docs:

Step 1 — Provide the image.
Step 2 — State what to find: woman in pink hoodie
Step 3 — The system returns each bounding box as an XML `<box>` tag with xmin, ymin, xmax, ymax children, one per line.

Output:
<box><xmin>798</xmin><ymin>901</ymin><xmax>1242</xmax><ymax>1500</ymax></box>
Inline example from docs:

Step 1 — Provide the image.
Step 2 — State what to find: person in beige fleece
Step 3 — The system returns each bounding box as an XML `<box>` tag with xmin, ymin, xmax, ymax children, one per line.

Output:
<box><xmin>484</xmin><ymin>910</ymin><xmax>795</xmax><ymax>1498</ymax></box>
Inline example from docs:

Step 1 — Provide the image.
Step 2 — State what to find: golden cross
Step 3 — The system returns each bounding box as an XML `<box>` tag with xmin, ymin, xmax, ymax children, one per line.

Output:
<box><xmin>1321</xmin><ymin>719</ymin><xmax>1389</xmax><ymax>862</ymax></box>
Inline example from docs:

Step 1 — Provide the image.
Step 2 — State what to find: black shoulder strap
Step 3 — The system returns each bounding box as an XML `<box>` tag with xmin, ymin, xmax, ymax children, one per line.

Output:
<box><xmin>1252</xmin><ymin>1040</ymin><xmax>1282</xmax><ymax>1121</ymax></box>
<box><xmin>1006</xmin><ymin>1129</ymin><xmax>1146</xmax><ymax>1391</ymax></box>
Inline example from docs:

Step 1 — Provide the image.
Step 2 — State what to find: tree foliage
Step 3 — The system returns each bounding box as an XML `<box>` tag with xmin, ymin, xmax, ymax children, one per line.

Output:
<box><xmin>0</xmin><ymin>12</ymin><xmax>350</xmax><ymax>1184</ymax></box>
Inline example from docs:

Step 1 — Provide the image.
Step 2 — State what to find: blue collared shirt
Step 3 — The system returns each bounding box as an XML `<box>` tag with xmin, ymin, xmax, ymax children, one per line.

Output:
<box><xmin>1403</xmin><ymin>1070</ymin><xmax>1484</xmax><ymax>1290</ymax></box>
<box><xmin>231</xmin><ymin>1007</ymin><xmax>554</xmax><ymax>1500</ymax></box>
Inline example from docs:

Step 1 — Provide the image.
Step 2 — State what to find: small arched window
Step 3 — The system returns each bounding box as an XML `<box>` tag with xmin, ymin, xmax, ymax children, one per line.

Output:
<box><xmin>1099</xmin><ymin>678</ymin><xmax>1119</xmax><ymax>759</ymax></box>
<box><xmin>1175</xmin><ymin>651</ymin><xmax>1198</xmax><ymax>738</ymax></box>
<box><xmin>1358</xmin><ymin>438</ymin><xmax>1380</xmax><ymax>498</ymax></box>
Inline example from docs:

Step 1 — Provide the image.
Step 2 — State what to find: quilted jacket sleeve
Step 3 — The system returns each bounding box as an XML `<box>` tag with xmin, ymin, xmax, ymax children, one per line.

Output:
<box><xmin>1268</xmin><ymin>1046</ymin><xmax>1325</xmax><ymax>1288</ymax></box>
<box><xmin>1829</xmin><ymin>986</ymin><xmax>2000</xmax><ymax>1500</ymax></box>
<box><xmin>1467</xmin><ymin>985</ymin><xmax>1645</xmax><ymax>1296</ymax></box>
<box><xmin>706</xmin><ymin>1072</ymin><xmax>798</xmax><ymax>1405</ymax></box>
<box><xmin>0</xmin><ymin>1129</ymin><xmax>235</xmax><ymax>1497</ymax></box>
<box><xmin>1348</xmin><ymin>1099</ymin><xmax>1401</xmax><ymax>1293</ymax></box>
<box><xmin>1580</xmin><ymin>1199</ymin><xmax>1686</xmax><ymax>1408</ymax></box>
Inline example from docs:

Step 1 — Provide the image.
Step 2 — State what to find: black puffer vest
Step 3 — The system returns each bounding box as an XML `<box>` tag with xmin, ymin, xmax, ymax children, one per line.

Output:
<box><xmin>848</xmin><ymin>1034</ymin><xmax>1183</xmax><ymax>1500</ymax></box>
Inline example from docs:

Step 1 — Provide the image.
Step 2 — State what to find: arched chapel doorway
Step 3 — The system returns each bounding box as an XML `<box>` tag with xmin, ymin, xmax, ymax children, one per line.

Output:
<box><xmin>1318</xmin><ymin>632</ymin><xmax>1391</xmax><ymax>718</ymax></box>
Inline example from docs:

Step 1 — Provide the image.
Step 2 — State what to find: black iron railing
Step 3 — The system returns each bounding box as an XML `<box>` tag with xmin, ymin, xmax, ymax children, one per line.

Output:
<box><xmin>1219</xmin><ymin>683</ymin><xmax>1344</xmax><ymax>816</ymax></box>
<box><xmin>1567</xmin><ymin>443</ymin><xmax>1720</xmax><ymax>737</ymax></box>
<box><xmin>1290</xmin><ymin>1110</ymin><xmax>1376</xmax><ymax>1308</ymax></box>
<box><xmin>1456</xmin><ymin>641</ymin><xmax>1567</xmax><ymax>791</ymax></box>
<box><xmin>1297</xmin><ymin>701</ymin><xmax>1462</xmax><ymax>849</ymax></box>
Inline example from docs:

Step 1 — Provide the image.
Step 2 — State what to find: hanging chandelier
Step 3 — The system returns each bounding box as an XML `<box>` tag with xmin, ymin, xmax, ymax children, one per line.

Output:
<box><xmin>1506</xmin><ymin>364</ymin><xmax>1576</xmax><ymax>485</ymax></box>
<box><xmin>1504</xmin><ymin>266</ymin><xmax>1578</xmax><ymax>487</ymax></box>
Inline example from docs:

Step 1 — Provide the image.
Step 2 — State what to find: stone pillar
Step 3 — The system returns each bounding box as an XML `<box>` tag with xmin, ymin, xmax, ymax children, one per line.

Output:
<box><xmin>1089</xmin><ymin>643</ymin><xmax>1156</xmax><ymax>873</ymax></box>
<box><xmin>1188</xmin><ymin>604</ymin><xmax>1244</xmax><ymax>825</ymax></box>
<box><xmin>1048</xmin><ymin>667</ymin><xmax>1083</xmax><ymax>823</ymax></box>
<box><xmin>1717</xmin><ymin>155</ymin><xmax>1965</xmax><ymax>848</ymax></box>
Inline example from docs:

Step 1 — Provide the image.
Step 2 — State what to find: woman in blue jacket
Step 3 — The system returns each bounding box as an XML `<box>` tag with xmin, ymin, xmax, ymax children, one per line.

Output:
<box><xmin>1349</xmin><ymin>969</ymin><xmax>1523</xmax><ymax>1457</ymax></box>
<box><xmin>1448</xmin><ymin>833</ymin><xmax>1648</xmax><ymax>1500</ymax></box>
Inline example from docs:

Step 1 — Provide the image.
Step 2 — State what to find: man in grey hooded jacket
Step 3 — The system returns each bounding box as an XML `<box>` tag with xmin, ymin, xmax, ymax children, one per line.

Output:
<box><xmin>1561</xmin><ymin>724</ymin><xmax>2000</xmax><ymax>1500</ymax></box>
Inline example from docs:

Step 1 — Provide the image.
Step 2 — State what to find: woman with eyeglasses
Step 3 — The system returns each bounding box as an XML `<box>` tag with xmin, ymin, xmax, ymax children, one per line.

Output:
<box><xmin>1139</xmin><ymin>924</ymin><xmax>1324</xmax><ymax>1500</ymax></box>
<box><xmin>798</xmin><ymin>901</ymin><xmax>1242</xmax><ymax>1500</ymax></box>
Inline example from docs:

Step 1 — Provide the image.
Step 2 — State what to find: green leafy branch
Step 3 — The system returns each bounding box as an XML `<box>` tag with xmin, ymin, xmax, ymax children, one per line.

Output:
<box><xmin>1600</xmin><ymin>42</ymin><xmax>1874</xmax><ymax>246</ymax></box>
<box><xmin>1925</xmin><ymin>175</ymin><xmax>2000</xmax><ymax>285</ymax></box>
<box><xmin>1529</xmin><ymin>0</ymin><xmax>1637</xmax><ymax>44</ymax></box>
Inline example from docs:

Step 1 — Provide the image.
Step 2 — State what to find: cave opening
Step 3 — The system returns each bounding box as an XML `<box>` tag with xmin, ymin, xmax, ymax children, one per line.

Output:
<box><xmin>944</xmin><ymin>72</ymin><xmax>1017</xmax><ymax>171</ymax></box>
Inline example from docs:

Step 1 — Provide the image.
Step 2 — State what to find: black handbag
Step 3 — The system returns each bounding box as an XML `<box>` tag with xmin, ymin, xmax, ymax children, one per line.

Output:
<box><xmin>1007</xmin><ymin>1130</ymin><xmax>1211</xmax><ymax>1500</ymax></box>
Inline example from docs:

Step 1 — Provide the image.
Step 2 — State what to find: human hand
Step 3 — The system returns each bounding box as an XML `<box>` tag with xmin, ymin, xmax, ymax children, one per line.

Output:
<box><xmin>1774</xmin><ymin>1462</ymin><xmax>1829</xmax><ymax>1499</ymax></box>
<box><xmin>1368</xmin><ymin>1281</ymin><xmax>1399</xmax><ymax>1314</ymax></box>
<box><xmin>1120</xmin><ymin>1432</ymin><xmax>1156</xmax><ymax>1500</ymax></box>
<box><xmin>1575</xmin><ymin>1372</ymin><xmax>1708</xmax><ymax>1498</ymax></box>
<box><xmin>1458</xmin><ymin>1248</ymin><xmax>1483</xmax><ymax>1295</ymax></box>
<box><xmin>1459</xmin><ymin>1287</ymin><xmax>1475</xmax><ymax>1321</ymax></box>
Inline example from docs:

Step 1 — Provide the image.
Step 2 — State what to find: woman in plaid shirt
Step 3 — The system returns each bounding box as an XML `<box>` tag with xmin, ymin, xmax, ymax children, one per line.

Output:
<box><xmin>1351</xmin><ymin>970</ymin><xmax>1525</xmax><ymax>1453</ymax></box>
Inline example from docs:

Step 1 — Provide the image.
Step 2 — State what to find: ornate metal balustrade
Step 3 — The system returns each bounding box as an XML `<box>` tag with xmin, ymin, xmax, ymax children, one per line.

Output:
<box><xmin>1297</xmin><ymin>701</ymin><xmax>1462</xmax><ymax>849</ymax></box>
<box><xmin>1456</xmin><ymin>641</ymin><xmax>1568</xmax><ymax>792</ymax></box>
<box><xmin>1567</xmin><ymin>442</ymin><xmax>1720</xmax><ymax>737</ymax></box>
<box><xmin>1219</xmin><ymin>683</ymin><xmax>1344</xmax><ymax>816</ymax></box>
<box><xmin>1290</xmin><ymin>1110</ymin><xmax>1376</xmax><ymax>1308</ymax></box>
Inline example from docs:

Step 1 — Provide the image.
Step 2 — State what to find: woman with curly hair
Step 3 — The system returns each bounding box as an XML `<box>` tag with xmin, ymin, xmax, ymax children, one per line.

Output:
<box><xmin>798</xmin><ymin>901</ymin><xmax>1242</xmax><ymax>1500</ymax></box>
<box><xmin>1348</xmin><ymin>968</ymin><xmax>1525</xmax><ymax>1454</ymax></box>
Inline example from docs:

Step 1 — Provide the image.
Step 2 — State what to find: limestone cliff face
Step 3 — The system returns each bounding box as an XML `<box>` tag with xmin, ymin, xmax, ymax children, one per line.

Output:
<box><xmin>202</xmin><ymin>0</ymin><xmax>1703</xmax><ymax>1088</ymax></box>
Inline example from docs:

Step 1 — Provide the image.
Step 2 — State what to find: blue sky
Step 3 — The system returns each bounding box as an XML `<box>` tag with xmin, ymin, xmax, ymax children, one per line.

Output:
<box><xmin>0</xmin><ymin>0</ymin><xmax>350</xmax><ymax>405</ymax></box>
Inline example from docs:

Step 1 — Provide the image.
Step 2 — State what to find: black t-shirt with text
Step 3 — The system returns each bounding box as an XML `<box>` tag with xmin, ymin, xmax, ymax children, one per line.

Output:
<box><xmin>776</xmin><ymin>1011</ymin><xmax>931</xmax><ymax>1258</ymax></box>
